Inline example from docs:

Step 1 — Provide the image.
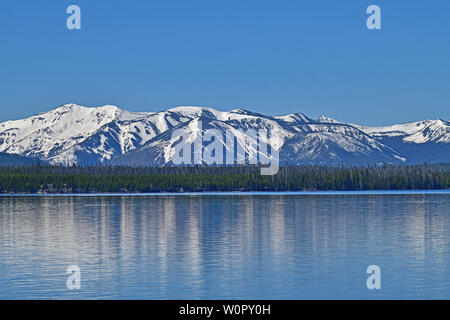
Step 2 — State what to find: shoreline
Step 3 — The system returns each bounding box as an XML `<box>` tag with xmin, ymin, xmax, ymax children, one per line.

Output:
<box><xmin>0</xmin><ymin>190</ymin><xmax>449</xmax><ymax>197</ymax></box>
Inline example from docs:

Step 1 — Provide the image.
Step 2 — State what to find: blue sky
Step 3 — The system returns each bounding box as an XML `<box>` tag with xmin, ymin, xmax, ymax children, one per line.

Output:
<box><xmin>0</xmin><ymin>0</ymin><xmax>449</xmax><ymax>125</ymax></box>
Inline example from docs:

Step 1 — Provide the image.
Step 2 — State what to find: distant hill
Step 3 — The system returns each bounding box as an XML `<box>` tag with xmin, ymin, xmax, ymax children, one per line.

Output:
<box><xmin>0</xmin><ymin>153</ymin><xmax>40</xmax><ymax>166</ymax></box>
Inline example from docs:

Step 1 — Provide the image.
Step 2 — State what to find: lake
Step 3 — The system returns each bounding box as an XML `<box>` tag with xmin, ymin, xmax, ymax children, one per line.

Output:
<box><xmin>0</xmin><ymin>191</ymin><xmax>449</xmax><ymax>299</ymax></box>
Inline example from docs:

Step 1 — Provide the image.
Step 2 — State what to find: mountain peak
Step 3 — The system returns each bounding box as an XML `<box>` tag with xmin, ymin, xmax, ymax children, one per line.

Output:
<box><xmin>230</xmin><ymin>108</ymin><xmax>251</xmax><ymax>113</ymax></box>
<box><xmin>52</xmin><ymin>103</ymin><xmax>121</xmax><ymax>115</ymax></box>
<box><xmin>316</xmin><ymin>115</ymin><xmax>340</xmax><ymax>123</ymax></box>
<box><xmin>59</xmin><ymin>103</ymin><xmax>82</xmax><ymax>109</ymax></box>
<box><xmin>167</xmin><ymin>106</ymin><xmax>217</xmax><ymax>114</ymax></box>
<box><xmin>275</xmin><ymin>112</ymin><xmax>311</xmax><ymax>123</ymax></box>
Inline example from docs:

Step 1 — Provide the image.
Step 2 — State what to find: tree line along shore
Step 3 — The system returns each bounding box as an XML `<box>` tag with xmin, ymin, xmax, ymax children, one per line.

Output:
<box><xmin>0</xmin><ymin>164</ymin><xmax>448</xmax><ymax>194</ymax></box>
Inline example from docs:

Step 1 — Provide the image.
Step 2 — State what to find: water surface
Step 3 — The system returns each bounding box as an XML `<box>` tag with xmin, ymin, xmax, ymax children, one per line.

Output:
<box><xmin>0</xmin><ymin>192</ymin><xmax>449</xmax><ymax>299</ymax></box>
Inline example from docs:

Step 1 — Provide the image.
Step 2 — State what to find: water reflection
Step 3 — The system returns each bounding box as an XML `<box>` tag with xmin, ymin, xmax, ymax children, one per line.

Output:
<box><xmin>0</xmin><ymin>194</ymin><xmax>449</xmax><ymax>299</ymax></box>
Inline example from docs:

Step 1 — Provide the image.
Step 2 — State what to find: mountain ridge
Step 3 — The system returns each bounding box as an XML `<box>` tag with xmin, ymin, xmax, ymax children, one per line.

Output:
<box><xmin>0</xmin><ymin>104</ymin><xmax>448</xmax><ymax>166</ymax></box>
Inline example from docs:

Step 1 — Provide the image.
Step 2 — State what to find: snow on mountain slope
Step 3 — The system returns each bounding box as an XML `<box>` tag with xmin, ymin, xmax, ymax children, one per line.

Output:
<box><xmin>355</xmin><ymin>119</ymin><xmax>450</xmax><ymax>144</ymax></box>
<box><xmin>315</xmin><ymin>115</ymin><xmax>342</xmax><ymax>124</ymax></box>
<box><xmin>111</xmin><ymin>108</ymin><xmax>403</xmax><ymax>166</ymax></box>
<box><xmin>0</xmin><ymin>104</ymin><xmax>121</xmax><ymax>162</ymax></box>
<box><xmin>0</xmin><ymin>104</ymin><xmax>285</xmax><ymax>165</ymax></box>
<box><xmin>0</xmin><ymin>104</ymin><xmax>447</xmax><ymax>166</ymax></box>
<box><xmin>0</xmin><ymin>104</ymin><xmax>193</xmax><ymax>164</ymax></box>
<box><xmin>354</xmin><ymin>119</ymin><xmax>450</xmax><ymax>164</ymax></box>
<box><xmin>111</xmin><ymin>116</ymin><xmax>286</xmax><ymax>166</ymax></box>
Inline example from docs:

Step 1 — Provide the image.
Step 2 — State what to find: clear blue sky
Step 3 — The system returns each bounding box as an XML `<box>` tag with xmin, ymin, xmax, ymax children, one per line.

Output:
<box><xmin>0</xmin><ymin>0</ymin><xmax>449</xmax><ymax>125</ymax></box>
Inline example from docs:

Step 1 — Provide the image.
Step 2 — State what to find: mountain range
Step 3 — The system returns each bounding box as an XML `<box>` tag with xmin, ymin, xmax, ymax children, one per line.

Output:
<box><xmin>0</xmin><ymin>103</ymin><xmax>448</xmax><ymax>166</ymax></box>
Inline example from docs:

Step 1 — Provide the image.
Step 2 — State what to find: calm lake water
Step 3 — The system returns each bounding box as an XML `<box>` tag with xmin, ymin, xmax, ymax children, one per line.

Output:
<box><xmin>0</xmin><ymin>192</ymin><xmax>449</xmax><ymax>299</ymax></box>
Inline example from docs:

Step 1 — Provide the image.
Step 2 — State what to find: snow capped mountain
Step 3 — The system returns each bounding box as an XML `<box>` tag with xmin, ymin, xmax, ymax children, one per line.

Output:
<box><xmin>0</xmin><ymin>104</ymin><xmax>448</xmax><ymax>166</ymax></box>
<box><xmin>355</xmin><ymin>119</ymin><xmax>450</xmax><ymax>164</ymax></box>
<box><xmin>0</xmin><ymin>104</ymin><xmax>197</xmax><ymax>165</ymax></box>
<box><xmin>355</xmin><ymin>119</ymin><xmax>450</xmax><ymax>144</ymax></box>
<box><xmin>315</xmin><ymin>115</ymin><xmax>342</xmax><ymax>124</ymax></box>
<box><xmin>0</xmin><ymin>104</ymin><xmax>124</xmax><ymax>164</ymax></box>
<box><xmin>107</xmin><ymin>106</ymin><xmax>404</xmax><ymax>166</ymax></box>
